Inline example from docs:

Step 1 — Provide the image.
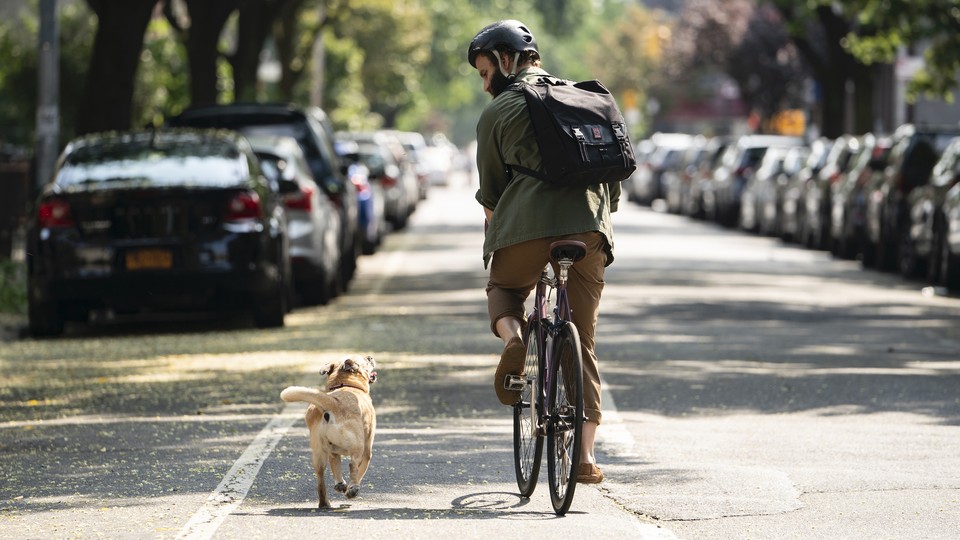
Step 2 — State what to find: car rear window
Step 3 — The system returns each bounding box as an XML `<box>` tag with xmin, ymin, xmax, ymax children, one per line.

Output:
<box><xmin>57</xmin><ymin>139</ymin><xmax>248</xmax><ymax>189</ymax></box>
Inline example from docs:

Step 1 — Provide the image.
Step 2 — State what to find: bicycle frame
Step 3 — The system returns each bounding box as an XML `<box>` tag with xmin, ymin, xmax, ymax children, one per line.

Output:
<box><xmin>528</xmin><ymin>257</ymin><xmax>576</xmax><ymax>434</ymax></box>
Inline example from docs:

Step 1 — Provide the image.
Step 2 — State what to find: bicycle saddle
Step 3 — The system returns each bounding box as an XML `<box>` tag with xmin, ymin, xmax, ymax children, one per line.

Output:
<box><xmin>549</xmin><ymin>240</ymin><xmax>587</xmax><ymax>262</ymax></box>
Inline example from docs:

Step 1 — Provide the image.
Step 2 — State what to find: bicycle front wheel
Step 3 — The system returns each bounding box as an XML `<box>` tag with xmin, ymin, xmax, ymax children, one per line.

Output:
<box><xmin>546</xmin><ymin>321</ymin><xmax>584</xmax><ymax>515</ymax></box>
<box><xmin>513</xmin><ymin>320</ymin><xmax>544</xmax><ymax>498</ymax></box>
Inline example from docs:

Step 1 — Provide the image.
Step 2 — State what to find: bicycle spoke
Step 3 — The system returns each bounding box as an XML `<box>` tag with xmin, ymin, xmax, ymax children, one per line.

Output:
<box><xmin>547</xmin><ymin>321</ymin><xmax>583</xmax><ymax>515</ymax></box>
<box><xmin>513</xmin><ymin>321</ymin><xmax>544</xmax><ymax>498</ymax></box>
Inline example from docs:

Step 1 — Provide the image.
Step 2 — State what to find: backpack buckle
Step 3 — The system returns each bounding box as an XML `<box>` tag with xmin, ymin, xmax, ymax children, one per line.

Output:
<box><xmin>572</xmin><ymin>127</ymin><xmax>589</xmax><ymax>162</ymax></box>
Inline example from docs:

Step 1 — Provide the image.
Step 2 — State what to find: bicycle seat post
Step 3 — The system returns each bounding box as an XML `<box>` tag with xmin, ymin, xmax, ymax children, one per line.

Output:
<box><xmin>557</xmin><ymin>258</ymin><xmax>574</xmax><ymax>286</ymax></box>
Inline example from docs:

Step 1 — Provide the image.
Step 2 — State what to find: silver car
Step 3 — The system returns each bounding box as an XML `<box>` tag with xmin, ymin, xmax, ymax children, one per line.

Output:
<box><xmin>248</xmin><ymin>134</ymin><xmax>343</xmax><ymax>306</ymax></box>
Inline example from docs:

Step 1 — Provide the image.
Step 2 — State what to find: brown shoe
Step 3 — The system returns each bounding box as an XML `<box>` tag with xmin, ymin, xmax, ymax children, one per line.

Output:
<box><xmin>494</xmin><ymin>337</ymin><xmax>525</xmax><ymax>405</ymax></box>
<box><xmin>576</xmin><ymin>463</ymin><xmax>604</xmax><ymax>484</ymax></box>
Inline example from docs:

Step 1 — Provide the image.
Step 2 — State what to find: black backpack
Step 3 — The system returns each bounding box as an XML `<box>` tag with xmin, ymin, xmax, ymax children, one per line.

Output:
<box><xmin>507</xmin><ymin>77</ymin><xmax>636</xmax><ymax>187</ymax></box>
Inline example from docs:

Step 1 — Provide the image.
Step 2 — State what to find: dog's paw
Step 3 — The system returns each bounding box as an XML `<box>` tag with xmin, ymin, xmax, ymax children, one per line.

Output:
<box><xmin>345</xmin><ymin>485</ymin><xmax>360</xmax><ymax>499</ymax></box>
<box><xmin>334</xmin><ymin>482</ymin><xmax>347</xmax><ymax>493</ymax></box>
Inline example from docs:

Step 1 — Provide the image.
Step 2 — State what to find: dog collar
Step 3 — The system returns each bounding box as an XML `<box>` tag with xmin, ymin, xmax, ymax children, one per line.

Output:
<box><xmin>328</xmin><ymin>383</ymin><xmax>368</xmax><ymax>392</ymax></box>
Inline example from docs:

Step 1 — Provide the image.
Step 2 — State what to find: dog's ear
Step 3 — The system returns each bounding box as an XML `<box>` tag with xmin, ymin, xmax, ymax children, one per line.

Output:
<box><xmin>365</xmin><ymin>355</ymin><xmax>376</xmax><ymax>370</ymax></box>
<box><xmin>319</xmin><ymin>363</ymin><xmax>336</xmax><ymax>376</ymax></box>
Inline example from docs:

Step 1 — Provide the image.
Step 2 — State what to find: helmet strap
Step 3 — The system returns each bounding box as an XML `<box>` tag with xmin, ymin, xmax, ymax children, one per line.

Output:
<box><xmin>491</xmin><ymin>50</ymin><xmax>521</xmax><ymax>78</ymax></box>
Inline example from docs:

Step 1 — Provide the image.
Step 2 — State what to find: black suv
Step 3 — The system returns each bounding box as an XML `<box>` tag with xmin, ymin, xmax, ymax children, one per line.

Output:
<box><xmin>168</xmin><ymin>103</ymin><xmax>361</xmax><ymax>288</ymax></box>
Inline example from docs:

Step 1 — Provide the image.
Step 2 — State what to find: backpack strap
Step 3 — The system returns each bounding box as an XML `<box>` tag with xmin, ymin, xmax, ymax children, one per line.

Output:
<box><xmin>504</xmin><ymin>78</ymin><xmax>559</xmax><ymax>182</ymax></box>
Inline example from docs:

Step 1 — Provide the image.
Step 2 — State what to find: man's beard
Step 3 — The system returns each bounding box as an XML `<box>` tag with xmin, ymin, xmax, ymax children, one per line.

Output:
<box><xmin>490</xmin><ymin>70</ymin><xmax>514</xmax><ymax>98</ymax></box>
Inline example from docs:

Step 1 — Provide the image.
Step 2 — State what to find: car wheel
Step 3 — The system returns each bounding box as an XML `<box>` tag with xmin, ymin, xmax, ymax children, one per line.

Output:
<box><xmin>28</xmin><ymin>297</ymin><xmax>64</xmax><ymax>337</ymax></box>
<box><xmin>299</xmin><ymin>273</ymin><xmax>331</xmax><ymax>306</ymax></box>
<box><xmin>927</xmin><ymin>219</ymin><xmax>944</xmax><ymax>284</ymax></box>
<box><xmin>876</xmin><ymin>225</ymin><xmax>897</xmax><ymax>272</ymax></box>
<box><xmin>897</xmin><ymin>225</ymin><xmax>922</xmax><ymax>278</ymax></box>
<box><xmin>942</xmin><ymin>231</ymin><xmax>960</xmax><ymax>291</ymax></box>
<box><xmin>254</xmin><ymin>274</ymin><xmax>286</xmax><ymax>328</ymax></box>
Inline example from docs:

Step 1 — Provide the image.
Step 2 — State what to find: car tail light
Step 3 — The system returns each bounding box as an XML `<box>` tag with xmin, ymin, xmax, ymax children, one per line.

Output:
<box><xmin>350</xmin><ymin>174</ymin><xmax>369</xmax><ymax>194</ymax></box>
<box><xmin>226</xmin><ymin>191</ymin><xmax>261</xmax><ymax>221</ymax></box>
<box><xmin>381</xmin><ymin>174</ymin><xmax>398</xmax><ymax>188</ymax></box>
<box><xmin>38</xmin><ymin>198</ymin><xmax>76</xmax><ymax>228</ymax></box>
<box><xmin>284</xmin><ymin>184</ymin><xmax>314</xmax><ymax>211</ymax></box>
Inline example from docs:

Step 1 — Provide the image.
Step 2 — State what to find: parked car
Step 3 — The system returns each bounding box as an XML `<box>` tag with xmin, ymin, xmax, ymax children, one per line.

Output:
<box><xmin>26</xmin><ymin>129</ymin><xmax>291</xmax><ymax>336</ymax></box>
<box><xmin>801</xmin><ymin>135</ymin><xmax>859</xmax><ymax>250</ymax></box>
<box><xmin>337</xmin><ymin>131</ymin><xmax>418</xmax><ymax>230</ymax></box>
<box><xmin>628</xmin><ymin>132</ymin><xmax>695</xmax><ymax>206</ymax></box>
<box><xmin>902</xmin><ymin>136</ymin><xmax>960</xmax><ymax>280</ymax></box>
<box><xmin>940</xmin><ymin>178</ymin><xmax>960</xmax><ymax>290</ymax></box>
<box><xmin>756</xmin><ymin>144</ymin><xmax>809</xmax><ymax>237</ymax></box>
<box><xmin>780</xmin><ymin>137</ymin><xmax>831</xmax><ymax>243</ymax></box>
<box><xmin>249</xmin><ymin>134</ymin><xmax>342</xmax><ymax>305</ymax></box>
<box><xmin>662</xmin><ymin>135</ymin><xmax>707</xmax><ymax>215</ymax></box>
<box><xmin>685</xmin><ymin>136</ymin><xmax>731</xmax><ymax>220</ymax></box>
<box><xmin>388</xmin><ymin>130</ymin><xmax>432</xmax><ymax>196</ymax></box>
<box><xmin>863</xmin><ymin>124</ymin><xmax>960</xmax><ymax>271</ymax></box>
<box><xmin>623</xmin><ymin>138</ymin><xmax>655</xmax><ymax>203</ymax></box>
<box><xmin>739</xmin><ymin>146</ymin><xmax>791</xmax><ymax>233</ymax></box>
<box><xmin>708</xmin><ymin>134</ymin><xmax>804</xmax><ymax>227</ymax></box>
<box><xmin>828</xmin><ymin>134</ymin><xmax>891</xmax><ymax>260</ymax></box>
<box><xmin>335</xmin><ymin>139</ymin><xmax>387</xmax><ymax>255</ymax></box>
<box><xmin>167</xmin><ymin>102</ymin><xmax>362</xmax><ymax>287</ymax></box>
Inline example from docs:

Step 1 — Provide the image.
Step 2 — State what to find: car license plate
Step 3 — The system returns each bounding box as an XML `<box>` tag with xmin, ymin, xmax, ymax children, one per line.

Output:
<box><xmin>125</xmin><ymin>248</ymin><xmax>172</xmax><ymax>270</ymax></box>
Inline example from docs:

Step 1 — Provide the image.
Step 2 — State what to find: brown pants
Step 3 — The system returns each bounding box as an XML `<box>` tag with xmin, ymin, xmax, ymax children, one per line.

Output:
<box><xmin>486</xmin><ymin>232</ymin><xmax>607</xmax><ymax>424</ymax></box>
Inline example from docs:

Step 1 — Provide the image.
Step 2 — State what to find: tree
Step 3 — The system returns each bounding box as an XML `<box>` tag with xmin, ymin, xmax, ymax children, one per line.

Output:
<box><xmin>841</xmin><ymin>0</ymin><xmax>960</xmax><ymax>102</ymax></box>
<box><xmin>0</xmin><ymin>2</ymin><xmax>95</xmax><ymax>146</ymax></box>
<box><xmin>583</xmin><ymin>2</ymin><xmax>669</xmax><ymax>135</ymax></box>
<box><xmin>727</xmin><ymin>4</ymin><xmax>808</xmax><ymax>123</ymax></box>
<box><xmin>177</xmin><ymin>0</ymin><xmax>238</xmax><ymax>106</ymax></box>
<box><xmin>771</xmin><ymin>1</ymin><xmax>871</xmax><ymax>137</ymax></box>
<box><xmin>333</xmin><ymin>0</ymin><xmax>431</xmax><ymax>128</ymax></box>
<box><xmin>76</xmin><ymin>0</ymin><xmax>158</xmax><ymax>136</ymax></box>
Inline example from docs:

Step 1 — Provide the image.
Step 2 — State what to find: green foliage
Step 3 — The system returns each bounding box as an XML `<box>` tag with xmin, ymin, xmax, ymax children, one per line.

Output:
<box><xmin>0</xmin><ymin>1</ymin><xmax>95</xmax><ymax>147</ymax></box>
<box><xmin>827</xmin><ymin>0</ymin><xmax>960</xmax><ymax>101</ymax></box>
<box><xmin>333</xmin><ymin>0</ymin><xmax>432</xmax><ymax>126</ymax></box>
<box><xmin>322</xmin><ymin>31</ymin><xmax>380</xmax><ymax>131</ymax></box>
<box><xmin>133</xmin><ymin>17</ymin><xmax>190</xmax><ymax>128</ymax></box>
<box><xmin>0</xmin><ymin>260</ymin><xmax>26</xmax><ymax>315</ymax></box>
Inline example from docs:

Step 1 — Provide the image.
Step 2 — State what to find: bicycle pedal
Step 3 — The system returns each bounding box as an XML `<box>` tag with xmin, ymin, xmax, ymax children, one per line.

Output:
<box><xmin>504</xmin><ymin>374</ymin><xmax>526</xmax><ymax>391</ymax></box>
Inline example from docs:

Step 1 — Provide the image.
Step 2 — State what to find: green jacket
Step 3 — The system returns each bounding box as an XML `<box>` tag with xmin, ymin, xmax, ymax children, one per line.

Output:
<box><xmin>475</xmin><ymin>66</ymin><xmax>620</xmax><ymax>267</ymax></box>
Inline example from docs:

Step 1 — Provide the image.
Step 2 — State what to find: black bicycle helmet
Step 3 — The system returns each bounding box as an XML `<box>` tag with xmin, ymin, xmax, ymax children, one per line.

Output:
<box><xmin>467</xmin><ymin>19</ymin><xmax>539</xmax><ymax>68</ymax></box>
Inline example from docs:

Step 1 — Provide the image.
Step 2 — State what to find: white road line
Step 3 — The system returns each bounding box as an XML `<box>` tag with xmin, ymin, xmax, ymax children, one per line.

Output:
<box><xmin>597</xmin><ymin>377</ymin><xmax>640</xmax><ymax>459</ymax></box>
<box><xmin>176</xmin><ymin>404</ymin><xmax>303</xmax><ymax>540</ymax></box>
<box><xmin>597</xmin><ymin>379</ymin><xmax>680</xmax><ymax>540</ymax></box>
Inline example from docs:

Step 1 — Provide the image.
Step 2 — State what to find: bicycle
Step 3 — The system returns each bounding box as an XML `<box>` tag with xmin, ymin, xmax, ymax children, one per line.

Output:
<box><xmin>505</xmin><ymin>239</ymin><xmax>586</xmax><ymax>515</ymax></box>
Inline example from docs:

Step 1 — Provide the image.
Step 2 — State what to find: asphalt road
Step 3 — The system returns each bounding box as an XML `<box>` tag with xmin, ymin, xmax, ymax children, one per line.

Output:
<box><xmin>1</xmin><ymin>178</ymin><xmax>958</xmax><ymax>539</ymax></box>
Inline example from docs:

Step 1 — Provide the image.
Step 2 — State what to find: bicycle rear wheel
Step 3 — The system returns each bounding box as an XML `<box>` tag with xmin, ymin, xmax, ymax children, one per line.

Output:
<box><xmin>513</xmin><ymin>320</ymin><xmax>544</xmax><ymax>498</ymax></box>
<box><xmin>546</xmin><ymin>321</ymin><xmax>584</xmax><ymax>515</ymax></box>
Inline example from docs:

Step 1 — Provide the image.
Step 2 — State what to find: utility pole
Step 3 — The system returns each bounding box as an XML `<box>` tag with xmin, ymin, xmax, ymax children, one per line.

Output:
<box><xmin>35</xmin><ymin>0</ymin><xmax>59</xmax><ymax>190</ymax></box>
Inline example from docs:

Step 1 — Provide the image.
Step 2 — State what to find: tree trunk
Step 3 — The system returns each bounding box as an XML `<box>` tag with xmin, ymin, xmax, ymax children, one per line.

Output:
<box><xmin>76</xmin><ymin>0</ymin><xmax>158</xmax><ymax>135</ymax></box>
<box><xmin>184</xmin><ymin>0</ymin><xmax>238</xmax><ymax>106</ymax></box>
<box><xmin>275</xmin><ymin>0</ymin><xmax>308</xmax><ymax>102</ymax></box>
<box><xmin>231</xmin><ymin>0</ymin><xmax>289</xmax><ymax>102</ymax></box>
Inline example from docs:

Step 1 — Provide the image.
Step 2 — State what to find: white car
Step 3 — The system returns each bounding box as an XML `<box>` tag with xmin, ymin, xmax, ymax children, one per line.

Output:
<box><xmin>248</xmin><ymin>134</ymin><xmax>343</xmax><ymax>305</ymax></box>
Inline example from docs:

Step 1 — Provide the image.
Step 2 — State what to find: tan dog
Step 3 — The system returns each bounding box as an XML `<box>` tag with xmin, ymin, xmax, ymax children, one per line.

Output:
<box><xmin>280</xmin><ymin>355</ymin><xmax>377</xmax><ymax>509</ymax></box>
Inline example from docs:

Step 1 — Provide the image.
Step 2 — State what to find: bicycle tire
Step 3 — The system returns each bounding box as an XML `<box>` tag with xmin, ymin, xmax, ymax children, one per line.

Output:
<box><xmin>513</xmin><ymin>320</ymin><xmax>544</xmax><ymax>497</ymax></box>
<box><xmin>546</xmin><ymin>321</ymin><xmax>584</xmax><ymax>515</ymax></box>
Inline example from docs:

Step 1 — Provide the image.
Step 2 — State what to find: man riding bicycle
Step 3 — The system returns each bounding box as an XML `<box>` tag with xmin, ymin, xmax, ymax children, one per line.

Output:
<box><xmin>468</xmin><ymin>19</ymin><xmax>619</xmax><ymax>484</ymax></box>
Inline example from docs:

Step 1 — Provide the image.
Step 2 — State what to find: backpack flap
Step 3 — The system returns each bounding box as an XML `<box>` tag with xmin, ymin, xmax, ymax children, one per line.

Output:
<box><xmin>509</xmin><ymin>78</ymin><xmax>636</xmax><ymax>187</ymax></box>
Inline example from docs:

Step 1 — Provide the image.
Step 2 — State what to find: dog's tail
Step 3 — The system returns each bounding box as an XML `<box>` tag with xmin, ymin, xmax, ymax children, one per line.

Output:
<box><xmin>280</xmin><ymin>386</ymin><xmax>336</xmax><ymax>410</ymax></box>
